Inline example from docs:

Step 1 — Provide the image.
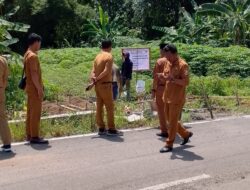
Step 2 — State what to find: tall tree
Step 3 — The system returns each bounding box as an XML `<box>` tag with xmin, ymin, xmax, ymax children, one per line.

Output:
<box><xmin>134</xmin><ymin>0</ymin><xmax>181</xmax><ymax>40</ymax></box>
<box><xmin>197</xmin><ymin>0</ymin><xmax>250</xmax><ymax>45</ymax></box>
<box><xmin>11</xmin><ymin>0</ymin><xmax>95</xmax><ymax>50</ymax></box>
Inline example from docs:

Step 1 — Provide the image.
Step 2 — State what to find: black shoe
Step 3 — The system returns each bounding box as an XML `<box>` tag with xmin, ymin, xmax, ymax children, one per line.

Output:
<box><xmin>26</xmin><ymin>135</ymin><xmax>31</xmax><ymax>141</ymax></box>
<box><xmin>180</xmin><ymin>132</ymin><xmax>193</xmax><ymax>146</ymax></box>
<box><xmin>1</xmin><ymin>145</ymin><xmax>12</xmax><ymax>152</ymax></box>
<box><xmin>98</xmin><ymin>128</ymin><xmax>107</xmax><ymax>135</ymax></box>
<box><xmin>156</xmin><ymin>132</ymin><xmax>168</xmax><ymax>138</ymax></box>
<box><xmin>107</xmin><ymin>129</ymin><xmax>123</xmax><ymax>136</ymax></box>
<box><xmin>30</xmin><ymin>137</ymin><xmax>49</xmax><ymax>144</ymax></box>
<box><xmin>160</xmin><ymin>146</ymin><xmax>173</xmax><ymax>153</ymax></box>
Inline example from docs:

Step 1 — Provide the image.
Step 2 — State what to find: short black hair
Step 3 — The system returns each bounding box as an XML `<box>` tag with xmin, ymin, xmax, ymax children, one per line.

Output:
<box><xmin>159</xmin><ymin>43</ymin><xmax>168</xmax><ymax>50</ymax></box>
<box><xmin>101</xmin><ymin>40</ymin><xmax>112</xmax><ymax>49</ymax></box>
<box><xmin>163</xmin><ymin>44</ymin><xmax>178</xmax><ymax>54</ymax></box>
<box><xmin>28</xmin><ymin>33</ymin><xmax>42</xmax><ymax>46</ymax></box>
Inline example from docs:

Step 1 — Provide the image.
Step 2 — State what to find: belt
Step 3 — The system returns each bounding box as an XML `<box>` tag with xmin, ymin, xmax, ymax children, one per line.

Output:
<box><xmin>101</xmin><ymin>81</ymin><xmax>113</xmax><ymax>84</ymax></box>
<box><xmin>158</xmin><ymin>84</ymin><xmax>165</xmax><ymax>87</ymax></box>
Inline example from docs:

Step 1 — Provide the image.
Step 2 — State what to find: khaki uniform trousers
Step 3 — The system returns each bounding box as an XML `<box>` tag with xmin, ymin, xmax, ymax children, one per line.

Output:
<box><xmin>26</xmin><ymin>89</ymin><xmax>42</xmax><ymax>138</ymax></box>
<box><xmin>95</xmin><ymin>83</ymin><xmax>115</xmax><ymax>130</ymax></box>
<box><xmin>156</xmin><ymin>86</ymin><xmax>168</xmax><ymax>134</ymax></box>
<box><xmin>0</xmin><ymin>88</ymin><xmax>11</xmax><ymax>145</ymax></box>
<box><xmin>165</xmin><ymin>103</ymin><xmax>190</xmax><ymax>147</ymax></box>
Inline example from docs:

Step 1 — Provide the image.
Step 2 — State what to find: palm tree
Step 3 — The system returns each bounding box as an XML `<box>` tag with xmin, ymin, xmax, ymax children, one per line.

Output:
<box><xmin>197</xmin><ymin>0</ymin><xmax>250</xmax><ymax>45</ymax></box>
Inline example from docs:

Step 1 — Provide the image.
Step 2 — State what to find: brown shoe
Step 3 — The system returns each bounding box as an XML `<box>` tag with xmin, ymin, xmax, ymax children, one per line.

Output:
<box><xmin>30</xmin><ymin>137</ymin><xmax>49</xmax><ymax>144</ymax></box>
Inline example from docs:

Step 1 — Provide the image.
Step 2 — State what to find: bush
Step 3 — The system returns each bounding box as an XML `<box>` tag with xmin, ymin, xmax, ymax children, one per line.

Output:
<box><xmin>177</xmin><ymin>44</ymin><xmax>250</xmax><ymax>78</ymax></box>
<box><xmin>6</xmin><ymin>43</ymin><xmax>250</xmax><ymax>111</ymax></box>
<box><xmin>188</xmin><ymin>76</ymin><xmax>250</xmax><ymax>96</ymax></box>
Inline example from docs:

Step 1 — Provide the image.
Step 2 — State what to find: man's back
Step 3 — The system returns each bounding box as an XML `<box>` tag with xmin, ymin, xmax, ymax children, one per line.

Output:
<box><xmin>94</xmin><ymin>51</ymin><xmax>113</xmax><ymax>83</ymax></box>
<box><xmin>24</xmin><ymin>51</ymin><xmax>42</xmax><ymax>91</ymax></box>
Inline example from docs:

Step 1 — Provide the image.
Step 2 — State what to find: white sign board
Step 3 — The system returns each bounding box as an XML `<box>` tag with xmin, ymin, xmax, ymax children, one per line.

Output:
<box><xmin>122</xmin><ymin>48</ymin><xmax>150</xmax><ymax>71</ymax></box>
<box><xmin>136</xmin><ymin>80</ymin><xmax>145</xmax><ymax>94</ymax></box>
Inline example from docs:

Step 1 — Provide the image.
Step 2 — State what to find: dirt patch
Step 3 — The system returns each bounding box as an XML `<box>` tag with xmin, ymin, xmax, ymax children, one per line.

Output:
<box><xmin>42</xmin><ymin>97</ymin><xmax>94</xmax><ymax>116</ymax></box>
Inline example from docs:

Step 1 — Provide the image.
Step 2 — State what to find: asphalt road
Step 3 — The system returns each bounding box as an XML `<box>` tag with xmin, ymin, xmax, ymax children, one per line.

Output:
<box><xmin>1</xmin><ymin>116</ymin><xmax>250</xmax><ymax>190</ymax></box>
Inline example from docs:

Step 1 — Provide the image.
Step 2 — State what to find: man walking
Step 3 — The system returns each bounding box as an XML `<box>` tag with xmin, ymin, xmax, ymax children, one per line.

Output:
<box><xmin>90</xmin><ymin>40</ymin><xmax>123</xmax><ymax>136</ymax></box>
<box><xmin>0</xmin><ymin>56</ymin><xmax>12</xmax><ymax>152</ymax></box>
<box><xmin>152</xmin><ymin>43</ymin><xmax>169</xmax><ymax>138</ymax></box>
<box><xmin>159</xmin><ymin>44</ymin><xmax>193</xmax><ymax>153</ymax></box>
<box><xmin>24</xmin><ymin>33</ymin><xmax>48</xmax><ymax>144</ymax></box>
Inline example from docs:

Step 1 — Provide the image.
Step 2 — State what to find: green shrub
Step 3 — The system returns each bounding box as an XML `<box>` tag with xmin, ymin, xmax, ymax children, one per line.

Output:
<box><xmin>6</xmin><ymin>43</ymin><xmax>250</xmax><ymax>110</ymax></box>
<box><xmin>177</xmin><ymin>44</ymin><xmax>250</xmax><ymax>78</ymax></box>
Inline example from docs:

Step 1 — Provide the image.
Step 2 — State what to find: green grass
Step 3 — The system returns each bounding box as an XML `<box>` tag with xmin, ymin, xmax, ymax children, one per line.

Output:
<box><xmin>8</xmin><ymin>96</ymin><xmax>250</xmax><ymax>142</ymax></box>
<box><xmin>39</xmin><ymin>43</ymin><xmax>250</xmax><ymax>99</ymax></box>
<box><xmin>9</xmin><ymin>100</ymin><xmax>159</xmax><ymax>142</ymax></box>
<box><xmin>4</xmin><ymin>42</ymin><xmax>250</xmax><ymax>142</ymax></box>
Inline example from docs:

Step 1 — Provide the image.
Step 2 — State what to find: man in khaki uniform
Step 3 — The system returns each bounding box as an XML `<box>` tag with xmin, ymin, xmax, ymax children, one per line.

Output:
<box><xmin>159</xmin><ymin>44</ymin><xmax>193</xmax><ymax>153</ymax></box>
<box><xmin>0</xmin><ymin>56</ymin><xmax>12</xmax><ymax>152</ymax></box>
<box><xmin>24</xmin><ymin>33</ymin><xmax>48</xmax><ymax>144</ymax></box>
<box><xmin>90</xmin><ymin>40</ymin><xmax>123</xmax><ymax>136</ymax></box>
<box><xmin>152</xmin><ymin>43</ymin><xmax>169</xmax><ymax>138</ymax></box>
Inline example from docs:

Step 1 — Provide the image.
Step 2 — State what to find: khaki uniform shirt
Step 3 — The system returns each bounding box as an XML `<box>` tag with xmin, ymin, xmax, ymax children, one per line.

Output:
<box><xmin>163</xmin><ymin>57</ymin><xmax>189</xmax><ymax>104</ymax></box>
<box><xmin>24</xmin><ymin>50</ymin><xmax>43</xmax><ymax>93</ymax></box>
<box><xmin>93</xmin><ymin>51</ymin><xmax>113</xmax><ymax>83</ymax></box>
<box><xmin>0</xmin><ymin>56</ymin><xmax>8</xmax><ymax>88</ymax></box>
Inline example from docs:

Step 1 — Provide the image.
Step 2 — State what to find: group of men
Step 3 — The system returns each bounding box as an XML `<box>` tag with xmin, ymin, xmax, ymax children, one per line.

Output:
<box><xmin>0</xmin><ymin>33</ymin><xmax>48</xmax><ymax>152</ymax></box>
<box><xmin>0</xmin><ymin>33</ymin><xmax>192</xmax><ymax>153</ymax></box>
<box><xmin>90</xmin><ymin>40</ymin><xmax>193</xmax><ymax>153</ymax></box>
<box><xmin>152</xmin><ymin>43</ymin><xmax>193</xmax><ymax>152</ymax></box>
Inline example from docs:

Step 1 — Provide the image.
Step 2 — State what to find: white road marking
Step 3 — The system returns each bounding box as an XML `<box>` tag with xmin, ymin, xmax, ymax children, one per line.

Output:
<box><xmin>11</xmin><ymin>115</ymin><xmax>250</xmax><ymax>146</ymax></box>
<box><xmin>138</xmin><ymin>174</ymin><xmax>211</xmax><ymax>190</ymax></box>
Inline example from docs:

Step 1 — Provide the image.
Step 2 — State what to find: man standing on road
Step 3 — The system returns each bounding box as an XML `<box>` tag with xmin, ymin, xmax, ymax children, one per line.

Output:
<box><xmin>24</xmin><ymin>33</ymin><xmax>48</xmax><ymax>144</ymax></box>
<box><xmin>121</xmin><ymin>52</ymin><xmax>133</xmax><ymax>101</ymax></box>
<box><xmin>0</xmin><ymin>56</ymin><xmax>12</xmax><ymax>152</ymax></box>
<box><xmin>90</xmin><ymin>40</ymin><xmax>123</xmax><ymax>136</ymax></box>
<box><xmin>159</xmin><ymin>44</ymin><xmax>193</xmax><ymax>153</ymax></box>
<box><xmin>152</xmin><ymin>43</ymin><xmax>169</xmax><ymax>138</ymax></box>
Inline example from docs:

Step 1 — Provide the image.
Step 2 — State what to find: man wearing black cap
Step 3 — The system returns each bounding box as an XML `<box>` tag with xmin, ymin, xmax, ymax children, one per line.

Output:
<box><xmin>158</xmin><ymin>44</ymin><xmax>193</xmax><ymax>153</ymax></box>
<box><xmin>121</xmin><ymin>52</ymin><xmax>133</xmax><ymax>101</ymax></box>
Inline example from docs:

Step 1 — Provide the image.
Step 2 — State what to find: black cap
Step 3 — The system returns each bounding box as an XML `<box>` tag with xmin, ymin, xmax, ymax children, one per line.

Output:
<box><xmin>163</xmin><ymin>44</ymin><xmax>178</xmax><ymax>54</ymax></box>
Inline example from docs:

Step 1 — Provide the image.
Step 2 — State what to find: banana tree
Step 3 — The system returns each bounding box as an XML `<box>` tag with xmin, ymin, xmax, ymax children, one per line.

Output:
<box><xmin>0</xmin><ymin>0</ymin><xmax>30</xmax><ymax>53</ymax></box>
<box><xmin>83</xmin><ymin>5</ymin><xmax>121</xmax><ymax>46</ymax></box>
<box><xmin>153</xmin><ymin>1</ymin><xmax>210</xmax><ymax>44</ymax></box>
<box><xmin>197</xmin><ymin>0</ymin><xmax>250</xmax><ymax>45</ymax></box>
